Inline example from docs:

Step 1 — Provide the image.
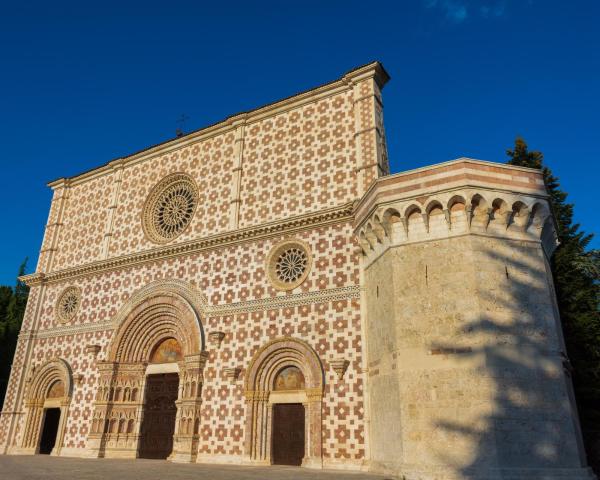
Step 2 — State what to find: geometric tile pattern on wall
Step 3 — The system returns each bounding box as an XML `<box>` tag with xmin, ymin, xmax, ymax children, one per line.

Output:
<box><xmin>15</xmin><ymin>222</ymin><xmax>365</xmax><ymax>461</ymax></box>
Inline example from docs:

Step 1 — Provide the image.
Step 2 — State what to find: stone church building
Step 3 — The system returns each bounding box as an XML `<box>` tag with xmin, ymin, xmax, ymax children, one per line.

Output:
<box><xmin>0</xmin><ymin>62</ymin><xmax>595</xmax><ymax>479</ymax></box>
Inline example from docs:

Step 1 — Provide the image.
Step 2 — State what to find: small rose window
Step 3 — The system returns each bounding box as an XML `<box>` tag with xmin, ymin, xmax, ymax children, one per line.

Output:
<box><xmin>275</xmin><ymin>247</ymin><xmax>308</xmax><ymax>283</ymax></box>
<box><xmin>56</xmin><ymin>286</ymin><xmax>81</xmax><ymax>324</ymax></box>
<box><xmin>266</xmin><ymin>239</ymin><xmax>312</xmax><ymax>291</ymax></box>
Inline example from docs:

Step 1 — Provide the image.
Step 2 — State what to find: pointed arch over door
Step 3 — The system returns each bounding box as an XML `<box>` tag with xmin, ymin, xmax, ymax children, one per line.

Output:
<box><xmin>19</xmin><ymin>358</ymin><xmax>72</xmax><ymax>455</ymax></box>
<box><xmin>244</xmin><ymin>337</ymin><xmax>324</xmax><ymax>468</ymax></box>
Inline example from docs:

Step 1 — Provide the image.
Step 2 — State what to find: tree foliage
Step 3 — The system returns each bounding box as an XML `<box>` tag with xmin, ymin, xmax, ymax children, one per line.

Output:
<box><xmin>507</xmin><ymin>137</ymin><xmax>600</xmax><ymax>470</ymax></box>
<box><xmin>0</xmin><ymin>259</ymin><xmax>29</xmax><ymax>406</ymax></box>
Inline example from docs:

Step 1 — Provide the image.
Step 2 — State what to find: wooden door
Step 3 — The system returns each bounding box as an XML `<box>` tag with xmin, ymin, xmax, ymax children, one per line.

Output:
<box><xmin>272</xmin><ymin>403</ymin><xmax>305</xmax><ymax>466</ymax></box>
<box><xmin>138</xmin><ymin>373</ymin><xmax>179</xmax><ymax>459</ymax></box>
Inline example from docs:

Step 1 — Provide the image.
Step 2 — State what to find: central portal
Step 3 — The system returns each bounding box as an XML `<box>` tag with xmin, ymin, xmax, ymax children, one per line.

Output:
<box><xmin>138</xmin><ymin>373</ymin><xmax>179</xmax><ymax>459</ymax></box>
<box><xmin>88</xmin><ymin>287</ymin><xmax>207</xmax><ymax>461</ymax></box>
<box><xmin>272</xmin><ymin>403</ymin><xmax>305</xmax><ymax>466</ymax></box>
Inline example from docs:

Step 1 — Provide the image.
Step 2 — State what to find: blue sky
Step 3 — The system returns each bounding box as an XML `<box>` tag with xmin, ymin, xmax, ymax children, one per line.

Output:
<box><xmin>0</xmin><ymin>0</ymin><xmax>598</xmax><ymax>285</ymax></box>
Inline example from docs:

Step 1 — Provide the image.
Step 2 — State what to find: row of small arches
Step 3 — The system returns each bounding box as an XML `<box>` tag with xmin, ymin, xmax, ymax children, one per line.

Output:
<box><xmin>91</xmin><ymin>418</ymin><xmax>135</xmax><ymax>435</ymax></box>
<box><xmin>95</xmin><ymin>379</ymin><xmax>201</xmax><ymax>403</ymax></box>
<box><xmin>181</xmin><ymin>380</ymin><xmax>199</xmax><ymax>398</ymax></box>
<box><xmin>178</xmin><ymin>417</ymin><xmax>200</xmax><ymax>435</ymax></box>
<box><xmin>96</xmin><ymin>386</ymin><xmax>139</xmax><ymax>402</ymax></box>
<box><xmin>359</xmin><ymin>193</ymin><xmax>550</xmax><ymax>253</ymax></box>
<box><xmin>91</xmin><ymin>416</ymin><xmax>200</xmax><ymax>436</ymax></box>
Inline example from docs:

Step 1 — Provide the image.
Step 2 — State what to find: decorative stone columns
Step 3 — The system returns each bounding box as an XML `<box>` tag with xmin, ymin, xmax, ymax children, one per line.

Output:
<box><xmin>16</xmin><ymin>358</ymin><xmax>72</xmax><ymax>456</ymax></box>
<box><xmin>170</xmin><ymin>352</ymin><xmax>208</xmax><ymax>463</ymax></box>
<box><xmin>88</xmin><ymin>361</ymin><xmax>147</xmax><ymax>458</ymax></box>
<box><xmin>243</xmin><ymin>337</ymin><xmax>324</xmax><ymax>468</ymax></box>
<box><xmin>303</xmin><ymin>388</ymin><xmax>324</xmax><ymax>468</ymax></box>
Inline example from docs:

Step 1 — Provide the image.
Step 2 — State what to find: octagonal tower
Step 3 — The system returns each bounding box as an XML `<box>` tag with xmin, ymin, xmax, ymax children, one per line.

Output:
<box><xmin>356</xmin><ymin>159</ymin><xmax>594</xmax><ymax>479</ymax></box>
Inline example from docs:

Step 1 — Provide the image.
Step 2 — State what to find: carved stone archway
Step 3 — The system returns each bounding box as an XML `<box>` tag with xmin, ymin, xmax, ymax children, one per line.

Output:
<box><xmin>88</xmin><ymin>281</ymin><xmax>207</xmax><ymax>462</ymax></box>
<box><xmin>244</xmin><ymin>337</ymin><xmax>324</xmax><ymax>468</ymax></box>
<box><xmin>18</xmin><ymin>358</ymin><xmax>72</xmax><ymax>455</ymax></box>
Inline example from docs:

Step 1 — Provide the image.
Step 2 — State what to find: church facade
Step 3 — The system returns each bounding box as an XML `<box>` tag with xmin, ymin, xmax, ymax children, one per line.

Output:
<box><xmin>0</xmin><ymin>62</ymin><xmax>594</xmax><ymax>479</ymax></box>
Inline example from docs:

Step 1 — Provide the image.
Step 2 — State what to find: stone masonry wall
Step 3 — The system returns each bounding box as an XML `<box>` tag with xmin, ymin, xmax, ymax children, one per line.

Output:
<box><xmin>5</xmin><ymin>221</ymin><xmax>367</xmax><ymax>465</ymax></box>
<box><xmin>365</xmin><ymin>234</ymin><xmax>583</xmax><ymax>477</ymax></box>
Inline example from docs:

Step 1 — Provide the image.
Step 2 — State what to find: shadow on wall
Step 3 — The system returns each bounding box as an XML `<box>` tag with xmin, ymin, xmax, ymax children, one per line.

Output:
<box><xmin>430</xmin><ymin>241</ymin><xmax>587</xmax><ymax>478</ymax></box>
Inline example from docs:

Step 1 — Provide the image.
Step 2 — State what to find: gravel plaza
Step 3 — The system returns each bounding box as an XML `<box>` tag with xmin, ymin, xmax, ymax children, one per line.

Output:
<box><xmin>0</xmin><ymin>455</ymin><xmax>391</xmax><ymax>480</ymax></box>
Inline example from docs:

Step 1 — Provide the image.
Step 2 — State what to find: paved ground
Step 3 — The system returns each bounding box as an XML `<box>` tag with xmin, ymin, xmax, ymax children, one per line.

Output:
<box><xmin>0</xmin><ymin>455</ymin><xmax>392</xmax><ymax>480</ymax></box>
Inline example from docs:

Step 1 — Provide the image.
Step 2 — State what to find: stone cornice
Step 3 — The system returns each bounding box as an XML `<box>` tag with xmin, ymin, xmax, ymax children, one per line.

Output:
<box><xmin>21</xmin><ymin>285</ymin><xmax>361</xmax><ymax>339</ymax></box>
<box><xmin>19</xmin><ymin>202</ymin><xmax>355</xmax><ymax>287</ymax></box>
<box><xmin>47</xmin><ymin>62</ymin><xmax>388</xmax><ymax>189</ymax></box>
<box><xmin>354</xmin><ymin>158</ymin><xmax>548</xmax><ymax>226</ymax></box>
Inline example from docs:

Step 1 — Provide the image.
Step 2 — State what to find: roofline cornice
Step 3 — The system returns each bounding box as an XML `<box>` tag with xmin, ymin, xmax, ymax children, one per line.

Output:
<box><xmin>47</xmin><ymin>61</ymin><xmax>389</xmax><ymax>190</ymax></box>
<box><xmin>353</xmin><ymin>157</ymin><xmax>546</xmax><ymax>215</ymax></box>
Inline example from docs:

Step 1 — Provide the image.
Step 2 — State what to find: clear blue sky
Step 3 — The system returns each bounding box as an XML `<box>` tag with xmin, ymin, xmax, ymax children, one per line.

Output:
<box><xmin>1</xmin><ymin>0</ymin><xmax>598</xmax><ymax>285</ymax></box>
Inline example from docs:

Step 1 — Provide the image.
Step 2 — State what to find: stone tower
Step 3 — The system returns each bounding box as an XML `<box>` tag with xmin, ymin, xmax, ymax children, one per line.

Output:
<box><xmin>356</xmin><ymin>159</ymin><xmax>594</xmax><ymax>478</ymax></box>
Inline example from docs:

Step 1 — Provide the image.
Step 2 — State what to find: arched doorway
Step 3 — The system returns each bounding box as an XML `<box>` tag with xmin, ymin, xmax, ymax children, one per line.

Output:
<box><xmin>18</xmin><ymin>358</ymin><xmax>72</xmax><ymax>455</ymax></box>
<box><xmin>88</xmin><ymin>282</ymin><xmax>207</xmax><ymax>463</ymax></box>
<box><xmin>271</xmin><ymin>366</ymin><xmax>306</xmax><ymax>465</ymax></box>
<box><xmin>138</xmin><ymin>338</ymin><xmax>183</xmax><ymax>459</ymax></box>
<box><xmin>244</xmin><ymin>337</ymin><xmax>324</xmax><ymax>468</ymax></box>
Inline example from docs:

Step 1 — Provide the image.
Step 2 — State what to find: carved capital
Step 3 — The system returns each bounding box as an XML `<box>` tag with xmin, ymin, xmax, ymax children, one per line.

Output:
<box><xmin>305</xmin><ymin>387</ymin><xmax>323</xmax><ymax>402</ymax></box>
<box><xmin>243</xmin><ymin>389</ymin><xmax>270</xmax><ymax>402</ymax></box>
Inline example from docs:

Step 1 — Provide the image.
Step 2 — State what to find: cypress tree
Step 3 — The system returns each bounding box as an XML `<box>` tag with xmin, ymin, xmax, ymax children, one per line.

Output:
<box><xmin>507</xmin><ymin>137</ymin><xmax>600</xmax><ymax>470</ymax></box>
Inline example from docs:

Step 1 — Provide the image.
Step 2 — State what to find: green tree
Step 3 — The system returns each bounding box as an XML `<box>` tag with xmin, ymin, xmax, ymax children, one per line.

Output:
<box><xmin>0</xmin><ymin>286</ymin><xmax>12</xmax><ymax>338</ymax></box>
<box><xmin>507</xmin><ymin>137</ymin><xmax>600</xmax><ymax>470</ymax></box>
<box><xmin>4</xmin><ymin>259</ymin><xmax>29</xmax><ymax>334</ymax></box>
<box><xmin>0</xmin><ymin>259</ymin><xmax>29</xmax><ymax>406</ymax></box>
